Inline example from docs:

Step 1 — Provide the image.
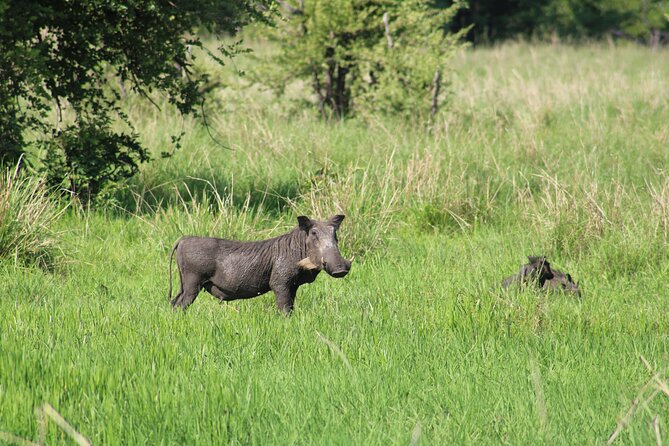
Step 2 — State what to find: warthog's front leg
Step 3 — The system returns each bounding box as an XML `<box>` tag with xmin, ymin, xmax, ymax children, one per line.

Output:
<box><xmin>272</xmin><ymin>285</ymin><xmax>296</xmax><ymax>315</ymax></box>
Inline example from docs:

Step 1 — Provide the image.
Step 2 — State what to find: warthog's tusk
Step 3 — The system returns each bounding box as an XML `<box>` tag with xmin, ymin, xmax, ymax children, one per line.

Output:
<box><xmin>297</xmin><ymin>258</ymin><xmax>320</xmax><ymax>270</ymax></box>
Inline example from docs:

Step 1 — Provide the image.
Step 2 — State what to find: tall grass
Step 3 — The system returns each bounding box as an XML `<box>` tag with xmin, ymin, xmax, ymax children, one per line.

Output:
<box><xmin>2</xmin><ymin>42</ymin><xmax>669</xmax><ymax>444</ymax></box>
<box><xmin>0</xmin><ymin>162</ymin><xmax>65</xmax><ymax>267</ymax></box>
<box><xmin>140</xmin><ymin>178</ymin><xmax>277</xmax><ymax>251</ymax></box>
<box><xmin>648</xmin><ymin>173</ymin><xmax>669</xmax><ymax>246</ymax></box>
<box><xmin>120</xmin><ymin>42</ymin><xmax>669</xmax><ymax>242</ymax></box>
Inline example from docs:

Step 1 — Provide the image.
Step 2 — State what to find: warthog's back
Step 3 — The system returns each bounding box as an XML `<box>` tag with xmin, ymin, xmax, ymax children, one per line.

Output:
<box><xmin>176</xmin><ymin>236</ymin><xmax>276</xmax><ymax>283</ymax></box>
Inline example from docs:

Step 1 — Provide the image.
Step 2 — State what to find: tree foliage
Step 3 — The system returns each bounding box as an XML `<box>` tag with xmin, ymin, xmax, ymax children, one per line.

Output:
<box><xmin>265</xmin><ymin>0</ymin><xmax>466</xmax><ymax>119</ymax></box>
<box><xmin>0</xmin><ymin>0</ymin><xmax>272</xmax><ymax>201</ymax></box>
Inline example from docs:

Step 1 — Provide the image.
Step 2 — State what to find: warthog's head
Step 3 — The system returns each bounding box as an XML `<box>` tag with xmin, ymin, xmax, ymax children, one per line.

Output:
<box><xmin>521</xmin><ymin>256</ymin><xmax>554</xmax><ymax>287</ymax></box>
<box><xmin>297</xmin><ymin>215</ymin><xmax>352</xmax><ymax>278</ymax></box>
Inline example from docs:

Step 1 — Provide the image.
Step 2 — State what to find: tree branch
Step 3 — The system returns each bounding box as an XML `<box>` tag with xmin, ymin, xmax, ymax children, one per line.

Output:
<box><xmin>199</xmin><ymin>97</ymin><xmax>232</xmax><ymax>150</ymax></box>
<box><xmin>383</xmin><ymin>12</ymin><xmax>394</xmax><ymax>49</ymax></box>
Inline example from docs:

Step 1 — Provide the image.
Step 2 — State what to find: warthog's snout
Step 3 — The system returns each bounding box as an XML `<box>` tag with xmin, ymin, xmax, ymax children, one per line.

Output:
<box><xmin>325</xmin><ymin>258</ymin><xmax>352</xmax><ymax>278</ymax></box>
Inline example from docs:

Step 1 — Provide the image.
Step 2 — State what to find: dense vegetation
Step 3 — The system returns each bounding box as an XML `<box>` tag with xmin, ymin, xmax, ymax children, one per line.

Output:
<box><xmin>451</xmin><ymin>0</ymin><xmax>669</xmax><ymax>44</ymax></box>
<box><xmin>1</xmin><ymin>41</ymin><xmax>668</xmax><ymax>444</ymax></box>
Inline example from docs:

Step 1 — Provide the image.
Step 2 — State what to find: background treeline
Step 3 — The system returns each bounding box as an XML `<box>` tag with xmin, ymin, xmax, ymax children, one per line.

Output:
<box><xmin>450</xmin><ymin>0</ymin><xmax>669</xmax><ymax>45</ymax></box>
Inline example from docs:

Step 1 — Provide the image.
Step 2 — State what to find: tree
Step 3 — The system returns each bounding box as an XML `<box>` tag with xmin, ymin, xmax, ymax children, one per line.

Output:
<box><xmin>265</xmin><ymin>0</ymin><xmax>466</xmax><ymax>119</ymax></box>
<box><xmin>0</xmin><ymin>0</ymin><xmax>272</xmax><ymax>201</ymax></box>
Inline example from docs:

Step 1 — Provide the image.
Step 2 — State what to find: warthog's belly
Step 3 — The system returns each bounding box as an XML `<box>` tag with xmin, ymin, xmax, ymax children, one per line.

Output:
<box><xmin>202</xmin><ymin>279</ymin><xmax>271</xmax><ymax>301</ymax></box>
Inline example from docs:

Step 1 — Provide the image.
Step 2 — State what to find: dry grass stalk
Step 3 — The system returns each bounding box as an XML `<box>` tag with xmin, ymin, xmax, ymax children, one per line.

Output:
<box><xmin>529</xmin><ymin>355</ymin><xmax>548</xmax><ymax>434</ymax></box>
<box><xmin>653</xmin><ymin>416</ymin><xmax>662</xmax><ymax>446</ymax></box>
<box><xmin>409</xmin><ymin>421</ymin><xmax>422</xmax><ymax>446</ymax></box>
<box><xmin>315</xmin><ymin>331</ymin><xmax>352</xmax><ymax>371</ymax></box>
<box><xmin>607</xmin><ymin>356</ymin><xmax>669</xmax><ymax>445</ymax></box>
<box><xmin>0</xmin><ymin>403</ymin><xmax>90</xmax><ymax>446</ymax></box>
<box><xmin>41</xmin><ymin>404</ymin><xmax>91</xmax><ymax>446</ymax></box>
<box><xmin>647</xmin><ymin>176</ymin><xmax>669</xmax><ymax>245</ymax></box>
<box><xmin>0</xmin><ymin>432</ymin><xmax>40</xmax><ymax>446</ymax></box>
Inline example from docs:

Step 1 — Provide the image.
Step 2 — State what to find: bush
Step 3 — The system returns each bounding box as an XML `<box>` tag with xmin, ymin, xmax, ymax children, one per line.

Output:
<box><xmin>41</xmin><ymin>118</ymin><xmax>147</xmax><ymax>203</ymax></box>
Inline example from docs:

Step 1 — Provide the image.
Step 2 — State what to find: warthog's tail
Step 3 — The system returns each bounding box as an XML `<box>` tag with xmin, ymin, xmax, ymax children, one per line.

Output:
<box><xmin>168</xmin><ymin>240</ymin><xmax>180</xmax><ymax>302</ymax></box>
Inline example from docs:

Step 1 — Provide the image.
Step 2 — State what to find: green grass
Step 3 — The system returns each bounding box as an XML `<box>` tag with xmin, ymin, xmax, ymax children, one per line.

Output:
<box><xmin>2</xmin><ymin>41</ymin><xmax>669</xmax><ymax>444</ymax></box>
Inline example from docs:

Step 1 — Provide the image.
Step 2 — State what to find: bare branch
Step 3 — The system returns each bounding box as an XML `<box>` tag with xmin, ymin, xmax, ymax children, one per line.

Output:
<box><xmin>199</xmin><ymin>98</ymin><xmax>232</xmax><ymax>151</ymax></box>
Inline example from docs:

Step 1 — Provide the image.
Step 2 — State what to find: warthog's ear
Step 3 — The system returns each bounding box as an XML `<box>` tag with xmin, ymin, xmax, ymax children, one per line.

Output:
<box><xmin>328</xmin><ymin>214</ymin><xmax>345</xmax><ymax>230</ymax></box>
<box><xmin>528</xmin><ymin>256</ymin><xmax>551</xmax><ymax>274</ymax></box>
<box><xmin>567</xmin><ymin>273</ymin><xmax>573</xmax><ymax>283</ymax></box>
<box><xmin>528</xmin><ymin>255</ymin><xmax>547</xmax><ymax>265</ymax></box>
<box><xmin>298</xmin><ymin>216</ymin><xmax>313</xmax><ymax>231</ymax></box>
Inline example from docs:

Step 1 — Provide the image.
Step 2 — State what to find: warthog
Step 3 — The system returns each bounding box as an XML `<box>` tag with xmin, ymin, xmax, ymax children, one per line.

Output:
<box><xmin>502</xmin><ymin>255</ymin><xmax>581</xmax><ymax>296</ymax></box>
<box><xmin>168</xmin><ymin>215</ymin><xmax>352</xmax><ymax>314</ymax></box>
<box><xmin>501</xmin><ymin>256</ymin><xmax>554</xmax><ymax>289</ymax></box>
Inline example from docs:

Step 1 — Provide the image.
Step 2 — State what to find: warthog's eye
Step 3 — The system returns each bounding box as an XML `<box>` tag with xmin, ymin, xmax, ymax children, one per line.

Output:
<box><xmin>310</xmin><ymin>229</ymin><xmax>318</xmax><ymax>238</ymax></box>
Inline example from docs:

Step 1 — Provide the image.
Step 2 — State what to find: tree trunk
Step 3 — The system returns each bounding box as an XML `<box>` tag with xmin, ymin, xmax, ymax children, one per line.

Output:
<box><xmin>333</xmin><ymin>65</ymin><xmax>349</xmax><ymax>118</ymax></box>
<box><xmin>430</xmin><ymin>69</ymin><xmax>441</xmax><ymax>120</ymax></box>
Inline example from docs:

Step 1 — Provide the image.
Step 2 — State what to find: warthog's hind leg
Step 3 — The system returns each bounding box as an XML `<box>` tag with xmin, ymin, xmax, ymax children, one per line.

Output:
<box><xmin>170</xmin><ymin>292</ymin><xmax>182</xmax><ymax>307</ymax></box>
<box><xmin>203</xmin><ymin>281</ymin><xmax>229</xmax><ymax>301</ymax></box>
<box><xmin>172</xmin><ymin>275</ymin><xmax>202</xmax><ymax>310</ymax></box>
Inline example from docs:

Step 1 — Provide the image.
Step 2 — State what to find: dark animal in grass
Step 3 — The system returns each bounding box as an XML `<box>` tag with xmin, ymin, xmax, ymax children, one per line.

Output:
<box><xmin>168</xmin><ymin>215</ymin><xmax>352</xmax><ymax>314</ymax></box>
<box><xmin>501</xmin><ymin>256</ymin><xmax>554</xmax><ymax>289</ymax></box>
<box><xmin>543</xmin><ymin>269</ymin><xmax>581</xmax><ymax>297</ymax></box>
<box><xmin>502</xmin><ymin>255</ymin><xmax>581</xmax><ymax>296</ymax></box>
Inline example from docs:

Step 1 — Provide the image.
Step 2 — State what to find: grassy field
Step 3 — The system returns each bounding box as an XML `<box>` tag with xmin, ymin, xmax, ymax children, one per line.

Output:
<box><xmin>2</xmin><ymin>42</ymin><xmax>669</xmax><ymax>444</ymax></box>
